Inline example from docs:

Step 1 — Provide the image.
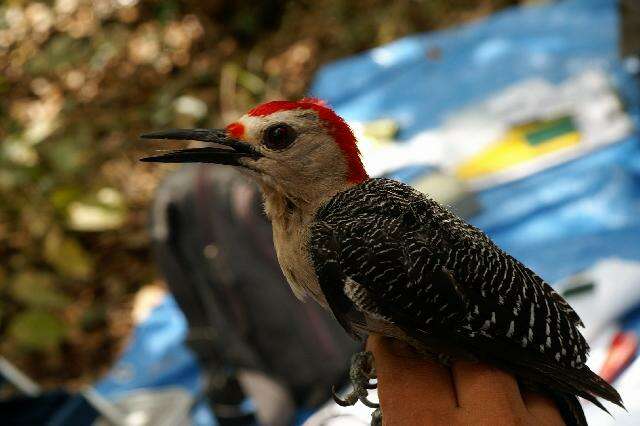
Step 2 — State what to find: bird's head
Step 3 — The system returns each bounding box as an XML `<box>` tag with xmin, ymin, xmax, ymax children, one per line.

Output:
<box><xmin>141</xmin><ymin>99</ymin><xmax>368</xmax><ymax>211</ymax></box>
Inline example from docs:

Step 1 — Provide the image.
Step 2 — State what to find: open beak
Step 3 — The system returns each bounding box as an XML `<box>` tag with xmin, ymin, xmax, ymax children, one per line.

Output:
<box><xmin>139</xmin><ymin>128</ymin><xmax>262</xmax><ymax>165</ymax></box>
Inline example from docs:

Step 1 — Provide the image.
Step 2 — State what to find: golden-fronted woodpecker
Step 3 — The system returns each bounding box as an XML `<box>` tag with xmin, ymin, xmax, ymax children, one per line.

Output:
<box><xmin>142</xmin><ymin>99</ymin><xmax>623</xmax><ymax>425</ymax></box>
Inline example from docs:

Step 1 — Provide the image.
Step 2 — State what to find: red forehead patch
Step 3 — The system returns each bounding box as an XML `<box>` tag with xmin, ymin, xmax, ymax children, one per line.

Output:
<box><xmin>247</xmin><ymin>98</ymin><xmax>368</xmax><ymax>183</ymax></box>
<box><xmin>226</xmin><ymin>122</ymin><xmax>245</xmax><ymax>139</ymax></box>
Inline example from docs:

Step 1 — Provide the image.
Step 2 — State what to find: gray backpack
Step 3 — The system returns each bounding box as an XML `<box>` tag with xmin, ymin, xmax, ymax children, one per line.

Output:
<box><xmin>150</xmin><ymin>165</ymin><xmax>359</xmax><ymax>422</ymax></box>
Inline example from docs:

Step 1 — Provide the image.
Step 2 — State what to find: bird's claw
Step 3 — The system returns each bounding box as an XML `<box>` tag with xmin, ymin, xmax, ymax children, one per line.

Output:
<box><xmin>332</xmin><ymin>351</ymin><xmax>381</xmax><ymax>425</ymax></box>
<box><xmin>332</xmin><ymin>385</ymin><xmax>358</xmax><ymax>406</ymax></box>
<box><xmin>371</xmin><ymin>407</ymin><xmax>382</xmax><ymax>426</ymax></box>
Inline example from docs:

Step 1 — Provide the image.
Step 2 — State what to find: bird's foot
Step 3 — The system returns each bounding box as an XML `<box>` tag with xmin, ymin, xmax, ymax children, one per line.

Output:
<box><xmin>371</xmin><ymin>407</ymin><xmax>382</xmax><ymax>426</ymax></box>
<box><xmin>332</xmin><ymin>351</ymin><xmax>381</xmax><ymax>425</ymax></box>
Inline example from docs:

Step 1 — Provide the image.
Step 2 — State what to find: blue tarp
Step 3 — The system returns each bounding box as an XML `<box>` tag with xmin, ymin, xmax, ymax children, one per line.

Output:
<box><xmin>311</xmin><ymin>0</ymin><xmax>640</xmax><ymax>283</ymax></box>
<box><xmin>94</xmin><ymin>0</ymin><xmax>639</xmax><ymax>423</ymax></box>
<box><xmin>95</xmin><ymin>296</ymin><xmax>218</xmax><ymax>425</ymax></box>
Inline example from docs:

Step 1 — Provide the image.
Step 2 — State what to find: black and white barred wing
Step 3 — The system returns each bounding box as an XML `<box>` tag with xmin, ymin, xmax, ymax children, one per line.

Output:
<box><xmin>310</xmin><ymin>214</ymin><xmax>465</xmax><ymax>340</ymax></box>
<box><xmin>309</xmin><ymin>178</ymin><xmax>621</xmax><ymax>409</ymax></box>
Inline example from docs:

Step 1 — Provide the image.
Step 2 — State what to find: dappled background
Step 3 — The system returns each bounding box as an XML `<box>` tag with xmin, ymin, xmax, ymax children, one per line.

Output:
<box><xmin>0</xmin><ymin>0</ymin><xmax>527</xmax><ymax>390</ymax></box>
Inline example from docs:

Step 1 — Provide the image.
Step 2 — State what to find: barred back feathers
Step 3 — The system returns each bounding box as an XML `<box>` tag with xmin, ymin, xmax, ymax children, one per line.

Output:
<box><xmin>309</xmin><ymin>178</ymin><xmax>622</xmax><ymax>425</ymax></box>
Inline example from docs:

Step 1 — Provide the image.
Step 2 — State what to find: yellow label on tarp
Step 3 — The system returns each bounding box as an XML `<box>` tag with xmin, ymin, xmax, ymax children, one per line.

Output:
<box><xmin>457</xmin><ymin>116</ymin><xmax>580</xmax><ymax>180</ymax></box>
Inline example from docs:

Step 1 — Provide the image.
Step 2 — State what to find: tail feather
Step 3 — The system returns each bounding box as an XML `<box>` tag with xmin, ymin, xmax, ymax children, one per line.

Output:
<box><xmin>578</xmin><ymin>367</ymin><xmax>623</xmax><ymax>408</ymax></box>
<box><xmin>533</xmin><ymin>361</ymin><xmax>623</xmax><ymax>410</ymax></box>
<box><xmin>520</xmin><ymin>358</ymin><xmax>622</xmax><ymax>414</ymax></box>
<box><xmin>455</xmin><ymin>334</ymin><xmax>624</xmax><ymax>413</ymax></box>
<box><xmin>551</xmin><ymin>392</ymin><xmax>588</xmax><ymax>426</ymax></box>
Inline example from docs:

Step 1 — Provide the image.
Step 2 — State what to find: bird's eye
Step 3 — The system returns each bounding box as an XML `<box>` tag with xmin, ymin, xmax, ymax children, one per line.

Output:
<box><xmin>263</xmin><ymin>123</ymin><xmax>297</xmax><ymax>150</ymax></box>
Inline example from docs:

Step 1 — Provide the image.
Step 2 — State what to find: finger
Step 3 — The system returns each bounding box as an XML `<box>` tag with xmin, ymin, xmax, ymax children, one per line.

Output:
<box><xmin>367</xmin><ymin>335</ymin><xmax>458</xmax><ymax>415</ymax></box>
<box><xmin>521</xmin><ymin>390</ymin><xmax>565</xmax><ymax>425</ymax></box>
<box><xmin>451</xmin><ymin>360</ymin><xmax>525</xmax><ymax>412</ymax></box>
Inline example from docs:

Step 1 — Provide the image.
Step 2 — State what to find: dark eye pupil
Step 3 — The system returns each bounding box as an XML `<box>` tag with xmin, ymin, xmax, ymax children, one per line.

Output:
<box><xmin>264</xmin><ymin>124</ymin><xmax>296</xmax><ymax>150</ymax></box>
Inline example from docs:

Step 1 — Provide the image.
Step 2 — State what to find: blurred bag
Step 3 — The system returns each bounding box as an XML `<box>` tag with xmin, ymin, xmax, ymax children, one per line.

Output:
<box><xmin>620</xmin><ymin>0</ymin><xmax>640</xmax><ymax>56</ymax></box>
<box><xmin>150</xmin><ymin>165</ymin><xmax>358</xmax><ymax>421</ymax></box>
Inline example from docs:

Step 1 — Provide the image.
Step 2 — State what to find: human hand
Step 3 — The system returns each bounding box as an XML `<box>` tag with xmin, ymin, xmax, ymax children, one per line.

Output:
<box><xmin>367</xmin><ymin>335</ymin><xmax>565</xmax><ymax>426</ymax></box>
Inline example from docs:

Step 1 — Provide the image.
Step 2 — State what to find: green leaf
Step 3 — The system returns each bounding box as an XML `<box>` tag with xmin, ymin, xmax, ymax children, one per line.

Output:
<box><xmin>237</xmin><ymin>70</ymin><xmax>265</xmax><ymax>95</ymax></box>
<box><xmin>42</xmin><ymin>133</ymin><xmax>90</xmax><ymax>175</ymax></box>
<box><xmin>44</xmin><ymin>230</ymin><xmax>94</xmax><ymax>280</ymax></box>
<box><xmin>50</xmin><ymin>187</ymin><xmax>82</xmax><ymax>212</ymax></box>
<box><xmin>25</xmin><ymin>35</ymin><xmax>90</xmax><ymax>75</ymax></box>
<box><xmin>8</xmin><ymin>311</ymin><xmax>67</xmax><ymax>351</ymax></box>
<box><xmin>10</xmin><ymin>271</ymin><xmax>71</xmax><ymax>309</ymax></box>
<box><xmin>0</xmin><ymin>75</ymin><xmax>9</xmax><ymax>94</ymax></box>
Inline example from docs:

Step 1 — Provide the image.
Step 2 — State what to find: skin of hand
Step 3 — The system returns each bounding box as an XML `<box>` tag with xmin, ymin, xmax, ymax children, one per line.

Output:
<box><xmin>367</xmin><ymin>335</ymin><xmax>566</xmax><ymax>426</ymax></box>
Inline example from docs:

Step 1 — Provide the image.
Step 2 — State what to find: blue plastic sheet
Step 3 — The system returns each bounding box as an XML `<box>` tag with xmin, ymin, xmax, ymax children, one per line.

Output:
<box><xmin>96</xmin><ymin>297</ymin><xmax>200</xmax><ymax>398</ymax></box>
<box><xmin>311</xmin><ymin>0</ymin><xmax>640</xmax><ymax>283</ymax></box>
<box><xmin>95</xmin><ymin>297</ymin><xmax>218</xmax><ymax>425</ymax></box>
<box><xmin>312</xmin><ymin>0</ymin><xmax>630</xmax><ymax>137</ymax></box>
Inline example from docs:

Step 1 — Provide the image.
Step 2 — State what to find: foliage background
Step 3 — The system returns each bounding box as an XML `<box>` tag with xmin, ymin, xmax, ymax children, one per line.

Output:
<box><xmin>0</xmin><ymin>0</ymin><xmax>523</xmax><ymax>389</ymax></box>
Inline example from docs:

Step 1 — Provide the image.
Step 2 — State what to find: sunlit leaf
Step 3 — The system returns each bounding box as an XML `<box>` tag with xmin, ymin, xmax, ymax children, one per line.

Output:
<box><xmin>173</xmin><ymin>95</ymin><xmax>207</xmax><ymax>119</ymax></box>
<box><xmin>67</xmin><ymin>202</ymin><xmax>126</xmax><ymax>231</ymax></box>
<box><xmin>65</xmin><ymin>188</ymin><xmax>127</xmax><ymax>232</ymax></box>
<box><xmin>2</xmin><ymin>138</ymin><xmax>39</xmax><ymax>167</ymax></box>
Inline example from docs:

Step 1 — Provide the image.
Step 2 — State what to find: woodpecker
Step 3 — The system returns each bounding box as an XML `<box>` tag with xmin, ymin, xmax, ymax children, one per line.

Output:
<box><xmin>141</xmin><ymin>99</ymin><xmax>623</xmax><ymax>425</ymax></box>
